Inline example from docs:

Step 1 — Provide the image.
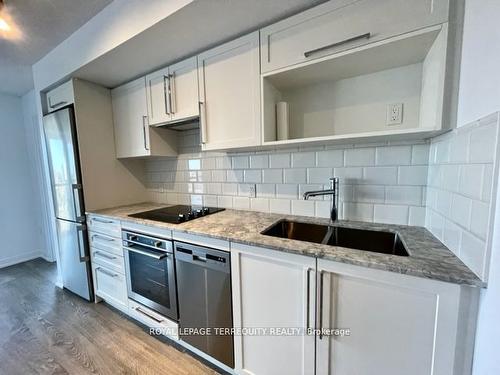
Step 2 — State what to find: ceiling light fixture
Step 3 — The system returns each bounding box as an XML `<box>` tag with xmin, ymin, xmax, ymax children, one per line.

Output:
<box><xmin>0</xmin><ymin>0</ymin><xmax>9</xmax><ymax>32</ymax></box>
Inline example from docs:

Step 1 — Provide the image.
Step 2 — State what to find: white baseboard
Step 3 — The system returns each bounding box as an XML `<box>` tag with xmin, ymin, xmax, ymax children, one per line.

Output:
<box><xmin>0</xmin><ymin>250</ymin><xmax>43</xmax><ymax>269</ymax></box>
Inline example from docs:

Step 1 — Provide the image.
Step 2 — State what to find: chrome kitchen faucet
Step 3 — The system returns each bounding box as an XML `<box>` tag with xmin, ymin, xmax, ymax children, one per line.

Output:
<box><xmin>303</xmin><ymin>177</ymin><xmax>339</xmax><ymax>222</ymax></box>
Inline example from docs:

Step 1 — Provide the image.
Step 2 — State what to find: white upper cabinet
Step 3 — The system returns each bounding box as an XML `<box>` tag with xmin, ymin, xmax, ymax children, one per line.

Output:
<box><xmin>145</xmin><ymin>66</ymin><xmax>170</xmax><ymax>126</ymax></box>
<box><xmin>46</xmin><ymin>80</ymin><xmax>74</xmax><ymax>113</ymax></box>
<box><xmin>261</xmin><ymin>0</ymin><xmax>449</xmax><ymax>73</ymax></box>
<box><xmin>169</xmin><ymin>57</ymin><xmax>199</xmax><ymax>123</ymax></box>
<box><xmin>146</xmin><ymin>56</ymin><xmax>199</xmax><ymax>126</ymax></box>
<box><xmin>198</xmin><ymin>31</ymin><xmax>261</xmax><ymax>151</ymax></box>
<box><xmin>111</xmin><ymin>77</ymin><xmax>177</xmax><ymax>158</ymax></box>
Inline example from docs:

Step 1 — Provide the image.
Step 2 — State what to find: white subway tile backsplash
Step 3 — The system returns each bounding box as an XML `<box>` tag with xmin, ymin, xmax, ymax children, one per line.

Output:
<box><xmin>232</xmin><ymin>156</ymin><xmax>249</xmax><ymax>169</ymax></box>
<box><xmin>385</xmin><ymin>186</ymin><xmax>422</xmax><ymax>206</ymax></box>
<box><xmin>469</xmin><ymin>123</ymin><xmax>497</xmax><ymax>163</ymax></box>
<box><xmin>363</xmin><ymin>167</ymin><xmax>398</xmax><ymax>185</ymax></box>
<box><xmin>284</xmin><ymin>168</ymin><xmax>307</xmax><ymax>184</ymax></box>
<box><xmin>443</xmin><ymin>220</ymin><xmax>462</xmax><ymax>255</ymax></box>
<box><xmin>256</xmin><ymin>184</ymin><xmax>275</xmax><ymax>198</ymax></box>
<box><xmin>345</xmin><ymin>148</ymin><xmax>375</xmax><ymax>166</ymax></box>
<box><xmin>201</xmin><ymin>157</ymin><xmax>216</xmax><ymax>170</ymax></box>
<box><xmin>292</xmin><ymin>200</ymin><xmax>315</xmax><ymax>216</ymax></box>
<box><xmin>409</xmin><ymin>206</ymin><xmax>426</xmax><ymax>226</ymax></box>
<box><xmin>249</xmin><ymin>154</ymin><xmax>269</xmax><ymax>169</ymax></box>
<box><xmin>317</xmin><ymin>149</ymin><xmax>344</xmax><ymax>167</ymax></box>
<box><xmin>459</xmin><ymin>164</ymin><xmax>484</xmax><ymax>199</ymax></box>
<box><xmin>211</xmin><ymin>170</ymin><xmax>226</xmax><ymax>182</ymax></box>
<box><xmin>343</xmin><ymin>202</ymin><xmax>374</xmax><ymax>221</ymax></box>
<box><xmin>269</xmin><ymin>199</ymin><xmax>291</xmax><ymax>214</ymax></box>
<box><xmin>439</xmin><ymin>165</ymin><xmax>460</xmax><ymax>192</ymax></box>
<box><xmin>374</xmin><ymin>204</ymin><xmax>408</xmax><ymax>225</ymax></box>
<box><xmin>233</xmin><ymin>196</ymin><xmax>250</xmax><ymax>210</ymax></box>
<box><xmin>244</xmin><ymin>170</ymin><xmax>262</xmax><ymax>183</ymax></box>
<box><xmin>470</xmin><ymin>200</ymin><xmax>489</xmax><ymax>239</ymax></box>
<box><xmin>299</xmin><ymin>184</ymin><xmax>323</xmax><ymax>200</ymax></box>
<box><xmin>482</xmin><ymin>165</ymin><xmax>493</xmax><ymax>202</ymax></box>
<box><xmin>315</xmin><ymin>201</ymin><xmax>331</xmax><ymax>218</ymax></box>
<box><xmin>353</xmin><ymin>185</ymin><xmax>385</xmax><ymax>203</ymax></box>
<box><xmin>333</xmin><ymin>167</ymin><xmax>363</xmax><ymax>182</ymax></box>
<box><xmin>411</xmin><ymin>144</ymin><xmax>430</xmax><ymax>165</ymax></box>
<box><xmin>292</xmin><ymin>152</ymin><xmax>316</xmax><ymax>167</ymax></box>
<box><xmin>449</xmin><ymin>132</ymin><xmax>469</xmax><ymax>163</ymax></box>
<box><xmin>308</xmin><ymin>168</ymin><xmax>333</xmax><ymax>183</ymax></box>
<box><xmin>276</xmin><ymin>184</ymin><xmax>298</xmax><ymax>199</ymax></box>
<box><xmin>250</xmin><ymin>198</ymin><xmax>270</xmax><ymax>212</ymax></box>
<box><xmin>217</xmin><ymin>195</ymin><xmax>233</xmax><ymax>208</ymax></box>
<box><xmin>269</xmin><ymin>153</ymin><xmax>291</xmax><ymax>168</ymax></box>
<box><xmin>221</xmin><ymin>183</ymin><xmax>238</xmax><ymax>196</ymax></box>
<box><xmin>460</xmin><ymin>231</ymin><xmax>485</xmax><ymax>277</ymax></box>
<box><xmin>263</xmin><ymin>169</ymin><xmax>283</xmax><ymax>183</ymax></box>
<box><xmin>398</xmin><ymin>166</ymin><xmax>428</xmax><ymax>186</ymax></box>
<box><xmin>226</xmin><ymin>170</ymin><xmax>244</xmax><ymax>183</ymax></box>
<box><xmin>376</xmin><ymin>146</ymin><xmax>412</xmax><ymax>166</ymax></box>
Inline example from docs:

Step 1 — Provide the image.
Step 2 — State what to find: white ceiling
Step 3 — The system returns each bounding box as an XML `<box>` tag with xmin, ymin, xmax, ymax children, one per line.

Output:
<box><xmin>75</xmin><ymin>0</ymin><xmax>328</xmax><ymax>88</ymax></box>
<box><xmin>0</xmin><ymin>0</ymin><xmax>112</xmax><ymax>96</ymax></box>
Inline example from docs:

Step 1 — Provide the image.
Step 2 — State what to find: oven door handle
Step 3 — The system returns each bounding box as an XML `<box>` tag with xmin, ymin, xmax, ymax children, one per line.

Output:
<box><xmin>125</xmin><ymin>246</ymin><xmax>167</xmax><ymax>260</ymax></box>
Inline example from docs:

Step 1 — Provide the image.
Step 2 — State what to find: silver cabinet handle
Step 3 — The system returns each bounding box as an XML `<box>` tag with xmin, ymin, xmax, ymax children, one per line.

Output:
<box><xmin>199</xmin><ymin>101</ymin><xmax>207</xmax><ymax>144</ymax></box>
<box><xmin>92</xmin><ymin>217</ymin><xmax>113</xmax><ymax>224</ymax></box>
<box><xmin>304</xmin><ymin>32</ymin><xmax>371</xmax><ymax>58</ymax></box>
<box><xmin>93</xmin><ymin>251</ymin><xmax>117</xmax><ymax>260</ymax></box>
<box><xmin>96</xmin><ymin>267</ymin><xmax>118</xmax><ymax>278</ymax></box>
<box><xmin>135</xmin><ymin>306</ymin><xmax>164</xmax><ymax>323</ymax></box>
<box><xmin>76</xmin><ymin>224</ymin><xmax>89</xmax><ymax>263</ymax></box>
<box><xmin>169</xmin><ymin>73</ymin><xmax>176</xmax><ymax>114</ymax></box>
<box><xmin>163</xmin><ymin>75</ymin><xmax>171</xmax><ymax>115</ymax></box>
<box><xmin>142</xmin><ymin>115</ymin><xmax>150</xmax><ymax>151</ymax></box>
<box><xmin>92</xmin><ymin>234</ymin><xmax>115</xmax><ymax>242</ymax></box>
<box><xmin>71</xmin><ymin>183</ymin><xmax>85</xmax><ymax>222</ymax></box>
<box><xmin>318</xmin><ymin>270</ymin><xmax>325</xmax><ymax>340</ymax></box>
<box><xmin>306</xmin><ymin>268</ymin><xmax>312</xmax><ymax>332</ymax></box>
<box><xmin>125</xmin><ymin>246</ymin><xmax>167</xmax><ymax>260</ymax></box>
<box><xmin>48</xmin><ymin>97</ymin><xmax>67</xmax><ymax>109</ymax></box>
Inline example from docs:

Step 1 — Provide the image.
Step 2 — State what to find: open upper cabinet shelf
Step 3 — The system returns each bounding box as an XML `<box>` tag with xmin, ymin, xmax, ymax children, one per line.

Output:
<box><xmin>262</xmin><ymin>24</ymin><xmax>451</xmax><ymax>146</ymax></box>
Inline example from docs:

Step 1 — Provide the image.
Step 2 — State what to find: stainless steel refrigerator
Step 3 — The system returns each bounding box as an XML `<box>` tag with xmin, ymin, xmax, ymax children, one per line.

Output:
<box><xmin>43</xmin><ymin>106</ymin><xmax>93</xmax><ymax>301</ymax></box>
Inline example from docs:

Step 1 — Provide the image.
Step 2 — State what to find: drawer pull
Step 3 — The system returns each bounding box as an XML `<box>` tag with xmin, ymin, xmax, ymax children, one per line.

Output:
<box><xmin>92</xmin><ymin>217</ymin><xmax>113</xmax><ymax>224</ymax></box>
<box><xmin>96</xmin><ymin>267</ymin><xmax>118</xmax><ymax>278</ymax></box>
<box><xmin>304</xmin><ymin>32</ymin><xmax>371</xmax><ymax>58</ymax></box>
<box><xmin>135</xmin><ymin>306</ymin><xmax>164</xmax><ymax>323</ymax></box>
<box><xmin>92</xmin><ymin>234</ymin><xmax>115</xmax><ymax>242</ymax></box>
<box><xmin>93</xmin><ymin>251</ymin><xmax>117</xmax><ymax>260</ymax></box>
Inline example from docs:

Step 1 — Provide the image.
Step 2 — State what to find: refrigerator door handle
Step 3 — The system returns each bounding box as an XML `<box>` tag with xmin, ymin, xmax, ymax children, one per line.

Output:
<box><xmin>72</xmin><ymin>183</ymin><xmax>85</xmax><ymax>222</ymax></box>
<box><xmin>76</xmin><ymin>224</ymin><xmax>90</xmax><ymax>262</ymax></box>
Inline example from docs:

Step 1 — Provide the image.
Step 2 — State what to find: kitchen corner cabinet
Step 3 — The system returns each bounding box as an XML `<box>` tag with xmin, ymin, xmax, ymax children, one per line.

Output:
<box><xmin>197</xmin><ymin>31</ymin><xmax>261</xmax><ymax>151</ymax></box>
<box><xmin>231</xmin><ymin>243</ymin><xmax>315</xmax><ymax>375</ymax></box>
<box><xmin>111</xmin><ymin>77</ymin><xmax>177</xmax><ymax>158</ymax></box>
<box><xmin>231</xmin><ymin>243</ymin><xmax>478</xmax><ymax>375</ymax></box>
<box><xmin>146</xmin><ymin>56</ymin><xmax>199</xmax><ymax>126</ymax></box>
<box><xmin>45</xmin><ymin>79</ymin><xmax>75</xmax><ymax>113</ymax></box>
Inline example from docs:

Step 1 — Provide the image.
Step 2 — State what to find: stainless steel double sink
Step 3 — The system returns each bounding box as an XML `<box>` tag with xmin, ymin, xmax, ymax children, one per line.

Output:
<box><xmin>262</xmin><ymin>220</ymin><xmax>409</xmax><ymax>256</ymax></box>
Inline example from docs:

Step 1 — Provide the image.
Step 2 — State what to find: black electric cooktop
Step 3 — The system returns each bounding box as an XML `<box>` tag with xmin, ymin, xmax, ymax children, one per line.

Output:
<box><xmin>129</xmin><ymin>205</ymin><xmax>224</xmax><ymax>224</ymax></box>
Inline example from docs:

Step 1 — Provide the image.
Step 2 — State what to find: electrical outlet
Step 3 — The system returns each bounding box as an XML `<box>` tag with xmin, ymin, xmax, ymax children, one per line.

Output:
<box><xmin>387</xmin><ymin>103</ymin><xmax>403</xmax><ymax>125</ymax></box>
<box><xmin>249</xmin><ymin>184</ymin><xmax>257</xmax><ymax>198</ymax></box>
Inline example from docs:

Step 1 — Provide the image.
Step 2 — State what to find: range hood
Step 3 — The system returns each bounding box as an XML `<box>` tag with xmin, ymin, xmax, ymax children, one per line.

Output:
<box><xmin>154</xmin><ymin>115</ymin><xmax>200</xmax><ymax>131</ymax></box>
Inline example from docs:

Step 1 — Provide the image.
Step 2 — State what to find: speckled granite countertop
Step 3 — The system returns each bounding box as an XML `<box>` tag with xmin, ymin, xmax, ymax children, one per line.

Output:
<box><xmin>88</xmin><ymin>203</ymin><xmax>483</xmax><ymax>287</ymax></box>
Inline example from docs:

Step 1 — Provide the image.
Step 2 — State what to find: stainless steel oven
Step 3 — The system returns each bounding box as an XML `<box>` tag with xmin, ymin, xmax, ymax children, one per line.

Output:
<box><xmin>123</xmin><ymin>230</ymin><xmax>178</xmax><ymax>321</ymax></box>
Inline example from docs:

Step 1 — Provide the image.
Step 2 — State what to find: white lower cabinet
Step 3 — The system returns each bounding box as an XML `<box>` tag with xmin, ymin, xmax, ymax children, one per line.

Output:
<box><xmin>92</xmin><ymin>261</ymin><xmax>128</xmax><ymax>311</ymax></box>
<box><xmin>231</xmin><ymin>243</ymin><xmax>316</xmax><ymax>375</ymax></box>
<box><xmin>231</xmin><ymin>244</ymin><xmax>478</xmax><ymax>375</ymax></box>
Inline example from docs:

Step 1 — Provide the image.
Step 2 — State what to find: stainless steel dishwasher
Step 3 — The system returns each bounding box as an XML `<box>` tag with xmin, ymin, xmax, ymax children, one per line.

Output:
<box><xmin>174</xmin><ymin>242</ymin><xmax>234</xmax><ymax>368</ymax></box>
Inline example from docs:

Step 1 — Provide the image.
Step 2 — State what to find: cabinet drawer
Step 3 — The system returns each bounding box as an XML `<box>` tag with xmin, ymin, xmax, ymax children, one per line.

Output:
<box><xmin>128</xmin><ymin>299</ymin><xmax>179</xmax><ymax>340</ymax></box>
<box><xmin>261</xmin><ymin>0</ymin><xmax>449</xmax><ymax>73</ymax></box>
<box><xmin>46</xmin><ymin>80</ymin><xmax>74</xmax><ymax>112</ymax></box>
<box><xmin>91</xmin><ymin>247</ymin><xmax>124</xmax><ymax>274</ymax></box>
<box><xmin>87</xmin><ymin>215</ymin><xmax>121</xmax><ymax>238</ymax></box>
<box><xmin>92</xmin><ymin>263</ymin><xmax>127</xmax><ymax>308</ymax></box>
<box><xmin>89</xmin><ymin>231</ymin><xmax>122</xmax><ymax>256</ymax></box>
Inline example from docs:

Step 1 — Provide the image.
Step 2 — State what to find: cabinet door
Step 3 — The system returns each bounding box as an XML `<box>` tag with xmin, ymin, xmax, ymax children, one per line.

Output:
<box><xmin>111</xmin><ymin>77</ymin><xmax>150</xmax><ymax>158</ymax></box>
<box><xmin>198</xmin><ymin>31</ymin><xmax>261</xmax><ymax>150</ymax></box>
<box><xmin>231</xmin><ymin>243</ymin><xmax>315</xmax><ymax>375</ymax></box>
<box><xmin>92</xmin><ymin>262</ymin><xmax>128</xmax><ymax>310</ymax></box>
<box><xmin>46</xmin><ymin>80</ymin><xmax>74</xmax><ymax>112</ymax></box>
<box><xmin>169</xmin><ymin>57</ymin><xmax>199</xmax><ymax>123</ymax></box>
<box><xmin>146</xmin><ymin>66</ymin><xmax>171</xmax><ymax>126</ymax></box>
<box><xmin>261</xmin><ymin>0</ymin><xmax>449</xmax><ymax>73</ymax></box>
<box><xmin>316</xmin><ymin>260</ymin><xmax>460</xmax><ymax>375</ymax></box>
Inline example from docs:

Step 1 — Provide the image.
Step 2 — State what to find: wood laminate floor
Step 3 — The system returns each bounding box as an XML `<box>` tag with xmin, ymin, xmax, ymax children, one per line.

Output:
<box><xmin>0</xmin><ymin>258</ymin><xmax>220</xmax><ymax>375</ymax></box>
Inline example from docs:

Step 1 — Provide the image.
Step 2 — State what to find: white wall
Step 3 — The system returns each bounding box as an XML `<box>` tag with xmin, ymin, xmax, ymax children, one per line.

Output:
<box><xmin>456</xmin><ymin>0</ymin><xmax>500</xmax><ymax>127</ymax></box>
<box><xmin>32</xmin><ymin>0</ymin><xmax>193</xmax><ymax>92</ymax></box>
<box><xmin>0</xmin><ymin>93</ymin><xmax>45</xmax><ymax>267</ymax></box>
<box><xmin>457</xmin><ymin>1</ymin><xmax>500</xmax><ymax>374</ymax></box>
